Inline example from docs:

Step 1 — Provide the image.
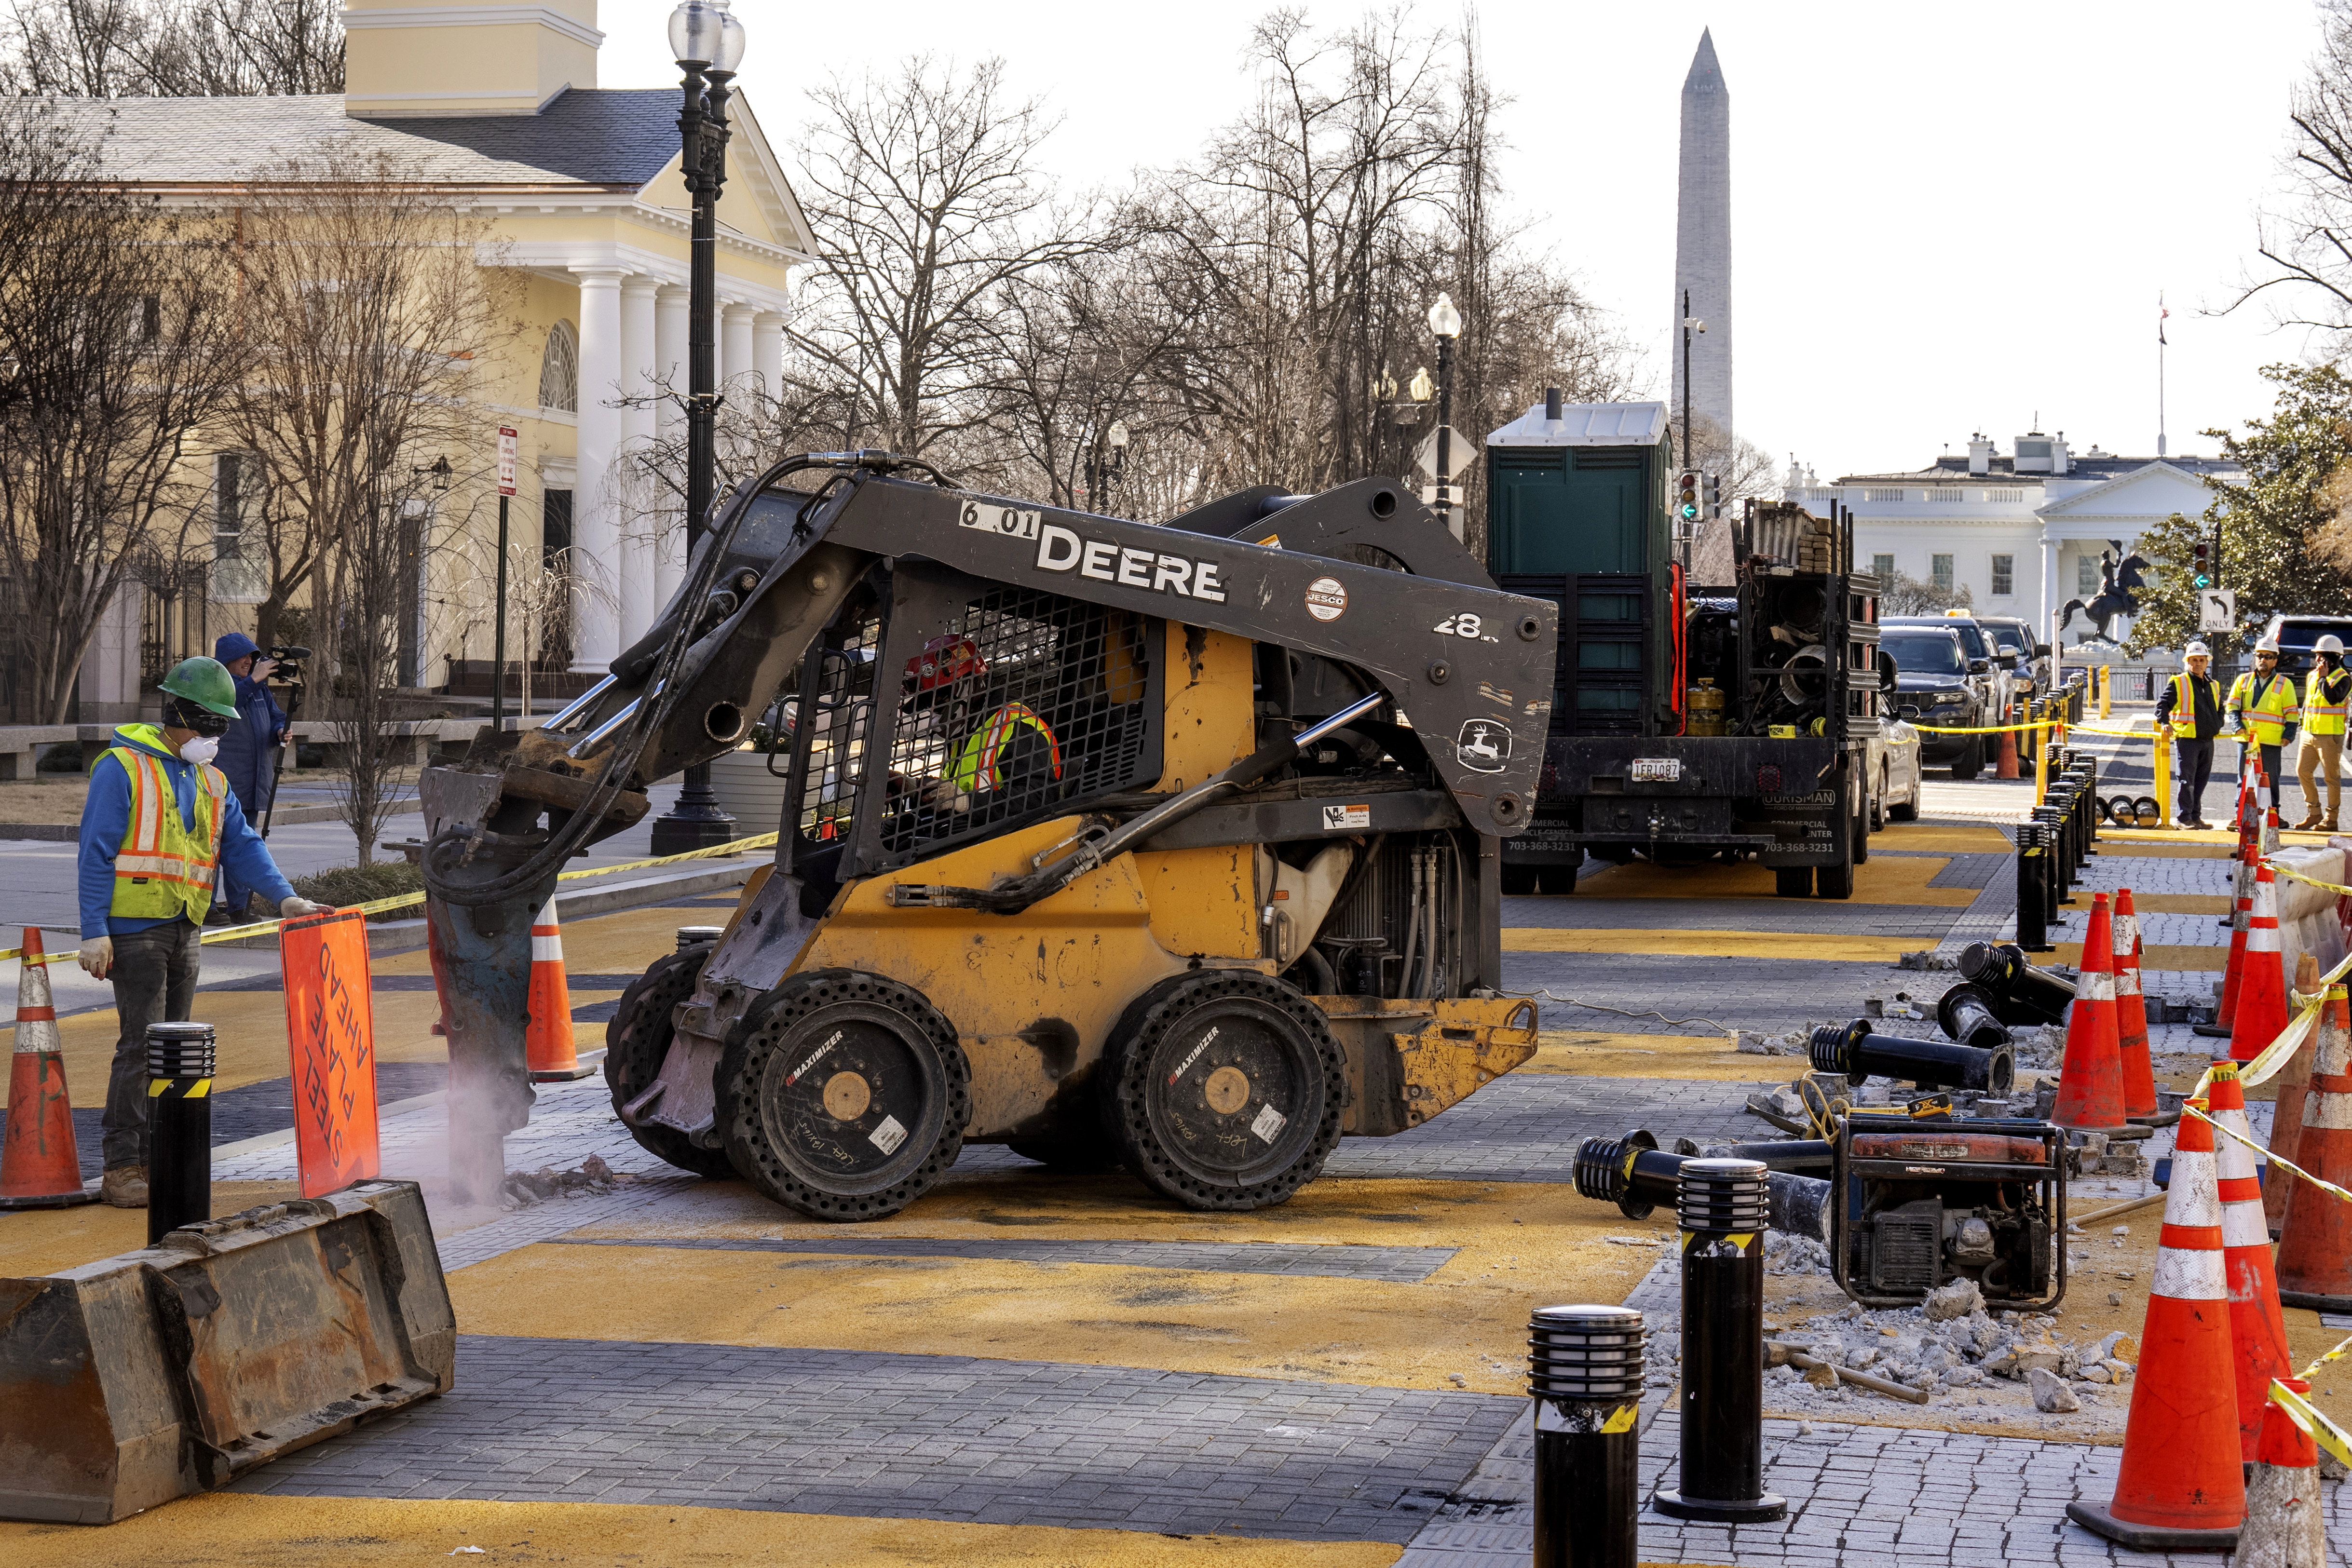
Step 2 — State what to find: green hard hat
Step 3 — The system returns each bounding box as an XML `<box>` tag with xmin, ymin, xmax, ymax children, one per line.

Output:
<box><xmin>159</xmin><ymin>656</ymin><xmax>239</xmax><ymax>718</ymax></box>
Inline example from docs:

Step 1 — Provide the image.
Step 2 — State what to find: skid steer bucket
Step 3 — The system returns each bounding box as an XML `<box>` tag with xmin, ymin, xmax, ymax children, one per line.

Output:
<box><xmin>0</xmin><ymin>1179</ymin><xmax>453</xmax><ymax>1524</ymax></box>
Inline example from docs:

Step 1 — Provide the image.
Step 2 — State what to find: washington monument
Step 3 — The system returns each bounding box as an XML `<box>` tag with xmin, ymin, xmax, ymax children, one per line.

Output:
<box><xmin>1673</xmin><ymin>28</ymin><xmax>1731</xmax><ymax>448</ymax></box>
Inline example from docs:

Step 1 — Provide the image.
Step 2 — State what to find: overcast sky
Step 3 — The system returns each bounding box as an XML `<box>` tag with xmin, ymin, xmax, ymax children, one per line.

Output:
<box><xmin>604</xmin><ymin>0</ymin><xmax>2337</xmax><ymax>483</ymax></box>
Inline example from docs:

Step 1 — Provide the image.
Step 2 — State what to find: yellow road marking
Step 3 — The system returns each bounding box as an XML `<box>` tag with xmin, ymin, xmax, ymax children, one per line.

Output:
<box><xmin>2051</xmin><ymin>942</ymin><xmax>2227</xmax><ymax>973</ymax></box>
<box><xmin>1522</xmin><ymin>1031</ymin><xmax>1767</xmax><ymax>1081</ymax></box>
<box><xmin>1502</xmin><ymin>929</ymin><xmax>1923</xmax><ymax>963</ymax></box>
<box><xmin>1573</xmin><ymin>854</ymin><xmax>1975</xmax><ymax>906</ymax></box>
<box><xmin>0</xmin><ymin>1494</ymin><xmax>1405</xmax><ymax>1568</ymax></box>
<box><xmin>0</xmin><ymin>1179</ymin><xmax>300</xmax><ymax>1277</ymax></box>
<box><xmin>2112</xmin><ymin>894</ymin><xmax>2230</xmax><ymax>915</ymax></box>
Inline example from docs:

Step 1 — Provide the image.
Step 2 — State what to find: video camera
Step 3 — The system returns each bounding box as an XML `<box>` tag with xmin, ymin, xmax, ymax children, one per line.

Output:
<box><xmin>262</xmin><ymin>643</ymin><xmax>312</xmax><ymax>685</ymax></box>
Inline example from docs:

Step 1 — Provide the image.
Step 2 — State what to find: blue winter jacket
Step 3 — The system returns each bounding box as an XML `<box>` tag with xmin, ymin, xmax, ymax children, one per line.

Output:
<box><xmin>79</xmin><ymin>725</ymin><xmax>297</xmax><ymax>939</ymax></box>
<box><xmin>212</xmin><ymin>631</ymin><xmax>289</xmax><ymax>813</ymax></box>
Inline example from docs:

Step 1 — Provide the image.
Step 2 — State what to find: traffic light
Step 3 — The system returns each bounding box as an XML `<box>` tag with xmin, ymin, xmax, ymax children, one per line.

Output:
<box><xmin>1676</xmin><ymin>470</ymin><xmax>1700</xmax><ymax>523</ymax></box>
<box><xmin>2192</xmin><ymin>539</ymin><xmax>2211</xmax><ymax>588</ymax></box>
<box><xmin>1701</xmin><ymin>472</ymin><xmax>1722</xmax><ymax>519</ymax></box>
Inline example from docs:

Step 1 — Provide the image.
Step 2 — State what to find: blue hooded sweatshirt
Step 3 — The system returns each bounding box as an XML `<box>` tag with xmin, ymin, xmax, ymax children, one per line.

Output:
<box><xmin>212</xmin><ymin>631</ymin><xmax>290</xmax><ymax>812</ymax></box>
<box><xmin>80</xmin><ymin>724</ymin><xmax>297</xmax><ymax>939</ymax></box>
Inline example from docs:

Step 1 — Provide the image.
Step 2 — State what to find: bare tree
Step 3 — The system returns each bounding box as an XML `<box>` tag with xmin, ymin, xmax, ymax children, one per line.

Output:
<box><xmin>0</xmin><ymin>0</ymin><xmax>342</xmax><ymax>95</ymax></box>
<box><xmin>786</xmin><ymin>55</ymin><xmax>1107</xmax><ymax>465</ymax></box>
<box><xmin>221</xmin><ymin>143</ymin><xmax>518</xmax><ymax>861</ymax></box>
<box><xmin>0</xmin><ymin>106</ymin><xmax>249</xmax><ymax>722</ymax></box>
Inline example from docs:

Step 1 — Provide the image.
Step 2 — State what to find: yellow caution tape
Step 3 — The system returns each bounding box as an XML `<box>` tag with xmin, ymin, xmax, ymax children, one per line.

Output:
<box><xmin>0</xmin><ymin>827</ymin><xmax>780</xmax><ymax>967</ymax></box>
<box><xmin>2261</xmin><ymin>856</ymin><xmax>2352</xmax><ymax>899</ymax></box>
<box><xmin>1600</xmin><ymin>1404</ymin><xmax>1638</xmax><ymax>1434</ymax></box>
<box><xmin>2269</xmin><ymin>1378</ymin><xmax>2352</xmax><ymax>1470</ymax></box>
<box><xmin>1908</xmin><ymin>719</ymin><xmax>2057</xmax><ymax>736</ymax></box>
<box><xmin>2183</xmin><ymin>1101</ymin><xmax>2352</xmax><ymax>1208</ymax></box>
<box><xmin>2298</xmin><ymin>1330</ymin><xmax>2352</xmax><ymax>1383</ymax></box>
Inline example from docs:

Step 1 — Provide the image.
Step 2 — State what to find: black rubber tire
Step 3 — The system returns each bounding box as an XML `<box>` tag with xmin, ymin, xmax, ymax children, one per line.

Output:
<box><xmin>1006</xmin><ymin>1131</ymin><xmax>1122</xmax><ymax>1173</ymax></box>
<box><xmin>603</xmin><ymin>945</ymin><xmax>736</xmax><ymax>1179</ymax></box>
<box><xmin>1099</xmin><ymin>971</ymin><xmax>1345</xmax><ymax>1212</ymax></box>
<box><xmin>1853</xmin><ymin>798</ymin><xmax>1871</xmax><ymax>865</ymax></box>
<box><xmin>1871</xmin><ymin>766</ymin><xmax>1887</xmax><ymax>832</ymax></box>
<box><xmin>1499</xmin><ymin>863</ymin><xmax>1539</xmax><ymax>896</ymax></box>
<box><xmin>1951</xmin><ymin>736</ymin><xmax>1984</xmax><ymax>781</ymax></box>
<box><xmin>1890</xmin><ymin>785</ymin><xmax>1919</xmax><ymax>823</ymax></box>
<box><xmin>1817</xmin><ymin>813</ymin><xmax>1859</xmax><ymax>900</ymax></box>
<box><xmin>1538</xmin><ymin>860</ymin><xmax>1581</xmax><ymax>895</ymax></box>
<box><xmin>717</xmin><ymin>970</ymin><xmax>970</xmax><ymax>1222</ymax></box>
<box><xmin>1774</xmin><ymin>866</ymin><xmax>1812</xmax><ymax>898</ymax></box>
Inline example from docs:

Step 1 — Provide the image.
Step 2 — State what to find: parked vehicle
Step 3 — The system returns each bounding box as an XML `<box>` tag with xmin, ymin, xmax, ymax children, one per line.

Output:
<box><xmin>1869</xmin><ymin>712</ymin><xmax>1924</xmax><ymax>825</ymax></box>
<box><xmin>1883</xmin><ymin>624</ymin><xmax>1990</xmax><ymax>778</ymax></box>
<box><xmin>1885</xmin><ymin>613</ymin><xmax>2012</xmax><ymax>723</ymax></box>
<box><xmin>1973</xmin><ymin>615</ymin><xmax>2052</xmax><ymax>697</ymax></box>
<box><xmin>2257</xmin><ymin>614</ymin><xmax>2352</xmax><ymax>680</ymax></box>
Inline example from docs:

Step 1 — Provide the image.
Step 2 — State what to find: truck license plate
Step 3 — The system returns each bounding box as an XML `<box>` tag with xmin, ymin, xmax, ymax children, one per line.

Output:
<box><xmin>1631</xmin><ymin>758</ymin><xmax>1681</xmax><ymax>782</ymax></box>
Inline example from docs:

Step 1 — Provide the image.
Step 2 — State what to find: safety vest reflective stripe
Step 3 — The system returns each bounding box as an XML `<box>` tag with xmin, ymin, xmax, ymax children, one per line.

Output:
<box><xmin>2232</xmin><ymin>674</ymin><xmax>2298</xmax><ymax>741</ymax></box>
<box><xmin>951</xmin><ymin>704</ymin><xmax>1063</xmax><ymax>792</ymax></box>
<box><xmin>2306</xmin><ymin>671</ymin><xmax>2351</xmax><ymax>734</ymax></box>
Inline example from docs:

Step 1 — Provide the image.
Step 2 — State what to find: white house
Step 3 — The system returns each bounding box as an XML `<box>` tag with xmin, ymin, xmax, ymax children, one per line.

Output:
<box><xmin>1783</xmin><ymin>431</ymin><xmax>2239</xmax><ymax>652</ymax></box>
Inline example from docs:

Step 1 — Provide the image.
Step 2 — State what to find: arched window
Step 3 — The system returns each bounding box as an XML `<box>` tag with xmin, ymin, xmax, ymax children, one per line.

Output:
<box><xmin>539</xmin><ymin>320</ymin><xmax>579</xmax><ymax>413</ymax></box>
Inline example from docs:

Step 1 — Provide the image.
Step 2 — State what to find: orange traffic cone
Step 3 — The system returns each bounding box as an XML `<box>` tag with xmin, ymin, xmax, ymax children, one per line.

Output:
<box><xmin>2053</xmin><ymin>892</ymin><xmax>2126</xmax><ymax>1130</ymax></box>
<box><xmin>2229</xmin><ymin>865</ymin><xmax>2291</xmax><ymax>1064</ymax></box>
<box><xmin>2263</xmin><ymin>953</ymin><xmax>2323</xmax><ymax>1234</ymax></box>
<box><xmin>0</xmin><ymin>928</ymin><xmax>97</xmax><ymax>1208</ymax></box>
<box><xmin>2206</xmin><ymin>840</ymin><xmax>2256</xmax><ymax>1041</ymax></box>
<box><xmin>2240</xmin><ymin>1379</ymin><xmax>2326</xmax><ymax>1568</ymax></box>
<box><xmin>526</xmin><ymin>896</ymin><xmax>593</xmax><ymax>1082</ymax></box>
<box><xmin>2113</xmin><ymin>888</ymin><xmax>2158</xmax><ymax>1120</ymax></box>
<box><xmin>2066</xmin><ymin>1099</ymin><xmax>2245</xmax><ymax>1550</ymax></box>
<box><xmin>1997</xmin><ymin>724</ymin><xmax>2019</xmax><ymax>780</ymax></box>
<box><xmin>2208</xmin><ymin>1061</ymin><xmax>2293</xmax><ymax>1463</ymax></box>
<box><xmin>2277</xmin><ymin>980</ymin><xmax>2352</xmax><ymax>1312</ymax></box>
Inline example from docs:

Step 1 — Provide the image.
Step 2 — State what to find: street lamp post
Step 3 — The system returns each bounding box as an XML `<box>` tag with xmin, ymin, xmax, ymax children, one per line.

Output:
<box><xmin>1680</xmin><ymin>289</ymin><xmax>1706</xmax><ymax>580</ymax></box>
<box><xmin>1428</xmin><ymin>293</ymin><xmax>1461</xmax><ymax>541</ymax></box>
<box><xmin>650</xmin><ymin>0</ymin><xmax>748</xmax><ymax>858</ymax></box>
<box><xmin>1084</xmin><ymin>420</ymin><xmax>1128</xmax><ymax>514</ymax></box>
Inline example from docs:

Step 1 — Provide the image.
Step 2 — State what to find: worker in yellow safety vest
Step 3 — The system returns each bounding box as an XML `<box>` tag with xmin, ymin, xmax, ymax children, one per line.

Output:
<box><xmin>72</xmin><ymin>657</ymin><xmax>330</xmax><ymax>1207</ymax></box>
<box><xmin>2227</xmin><ymin>635</ymin><xmax>2301</xmax><ymax>807</ymax></box>
<box><xmin>2155</xmin><ymin>640</ymin><xmax>2226</xmax><ymax>829</ymax></box>
<box><xmin>2296</xmin><ymin>633</ymin><xmax>2352</xmax><ymax>830</ymax></box>
<box><xmin>895</xmin><ymin>634</ymin><xmax>1064</xmax><ymax>819</ymax></box>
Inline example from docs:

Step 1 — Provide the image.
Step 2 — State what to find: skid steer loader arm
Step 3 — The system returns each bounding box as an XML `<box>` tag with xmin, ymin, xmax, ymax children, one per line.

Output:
<box><xmin>419</xmin><ymin>453</ymin><xmax>1555</xmax><ymax>1200</ymax></box>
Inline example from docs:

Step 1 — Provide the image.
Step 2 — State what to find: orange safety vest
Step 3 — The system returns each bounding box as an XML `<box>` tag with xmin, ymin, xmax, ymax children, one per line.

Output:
<box><xmin>104</xmin><ymin>740</ymin><xmax>228</xmax><ymax>923</ymax></box>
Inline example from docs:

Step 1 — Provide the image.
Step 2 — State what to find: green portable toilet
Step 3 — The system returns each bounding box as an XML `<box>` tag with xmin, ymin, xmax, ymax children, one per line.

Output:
<box><xmin>1484</xmin><ymin>398</ymin><xmax>1674</xmax><ymax>737</ymax></box>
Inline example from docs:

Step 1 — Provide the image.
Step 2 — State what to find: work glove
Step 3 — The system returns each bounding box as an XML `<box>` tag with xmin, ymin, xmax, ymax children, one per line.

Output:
<box><xmin>78</xmin><ymin>936</ymin><xmax>113</xmax><ymax>980</ymax></box>
<box><xmin>279</xmin><ymin>897</ymin><xmax>333</xmax><ymax>920</ymax></box>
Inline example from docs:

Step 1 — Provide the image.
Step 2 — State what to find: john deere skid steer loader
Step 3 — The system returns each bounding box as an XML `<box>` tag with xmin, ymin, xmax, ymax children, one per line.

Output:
<box><xmin>421</xmin><ymin>453</ymin><xmax>1558</xmax><ymax>1219</ymax></box>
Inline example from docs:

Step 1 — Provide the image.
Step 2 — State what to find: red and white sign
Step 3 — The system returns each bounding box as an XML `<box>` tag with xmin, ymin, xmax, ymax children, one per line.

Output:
<box><xmin>497</xmin><ymin>425</ymin><xmax>518</xmax><ymax>497</ymax></box>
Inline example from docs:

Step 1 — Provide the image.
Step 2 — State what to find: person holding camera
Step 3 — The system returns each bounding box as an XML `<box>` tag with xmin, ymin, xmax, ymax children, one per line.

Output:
<box><xmin>76</xmin><ymin>657</ymin><xmax>328</xmax><ymax>1206</ymax></box>
<box><xmin>209</xmin><ymin>632</ymin><xmax>290</xmax><ymax>923</ymax></box>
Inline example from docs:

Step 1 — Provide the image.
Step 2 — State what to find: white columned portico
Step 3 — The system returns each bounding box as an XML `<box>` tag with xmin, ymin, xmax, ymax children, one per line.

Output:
<box><xmin>752</xmin><ymin>311</ymin><xmax>785</xmax><ymax>396</ymax></box>
<box><xmin>570</xmin><ymin>266</ymin><xmax>626</xmax><ymax>672</ymax></box>
<box><xmin>618</xmin><ymin>275</ymin><xmax>659</xmax><ymax>646</ymax></box>
<box><xmin>721</xmin><ymin>302</ymin><xmax>756</xmax><ymax>390</ymax></box>
<box><xmin>653</xmin><ymin>284</ymin><xmax>690</xmax><ymax>610</ymax></box>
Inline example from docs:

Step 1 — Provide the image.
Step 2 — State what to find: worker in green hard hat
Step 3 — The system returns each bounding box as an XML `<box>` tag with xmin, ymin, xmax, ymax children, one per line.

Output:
<box><xmin>74</xmin><ymin>656</ymin><xmax>331</xmax><ymax>1207</ymax></box>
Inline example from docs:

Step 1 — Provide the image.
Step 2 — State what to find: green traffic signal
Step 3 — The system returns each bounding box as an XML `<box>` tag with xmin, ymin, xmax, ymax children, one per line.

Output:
<box><xmin>1679</xmin><ymin>503</ymin><xmax>1699</xmax><ymax>520</ymax></box>
<box><xmin>2195</xmin><ymin>573</ymin><xmax>2211</xmax><ymax>587</ymax></box>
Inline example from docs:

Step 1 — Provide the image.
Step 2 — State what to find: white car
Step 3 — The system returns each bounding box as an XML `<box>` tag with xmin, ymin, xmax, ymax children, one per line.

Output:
<box><xmin>1870</xmin><ymin>715</ymin><xmax>1925</xmax><ymax>829</ymax></box>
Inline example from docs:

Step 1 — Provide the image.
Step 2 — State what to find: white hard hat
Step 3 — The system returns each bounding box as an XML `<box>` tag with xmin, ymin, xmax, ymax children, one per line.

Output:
<box><xmin>2184</xmin><ymin>641</ymin><xmax>2211</xmax><ymax>659</ymax></box>
<box><xmin>2257</xmin><ymin>636</ymin><xmax>2283</xmax><ymax>654</ymax></box>
<box><xmin>2318</xmin><ymin>635</ymin><xmax>2346</xmax><ymax>655</ymax></box>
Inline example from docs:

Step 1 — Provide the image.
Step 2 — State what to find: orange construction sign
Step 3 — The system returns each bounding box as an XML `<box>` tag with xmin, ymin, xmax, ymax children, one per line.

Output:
<box><xmin>281</xmin><ymin>908</ymin><xmax>381</xmax><ymax>1197</ymax></box>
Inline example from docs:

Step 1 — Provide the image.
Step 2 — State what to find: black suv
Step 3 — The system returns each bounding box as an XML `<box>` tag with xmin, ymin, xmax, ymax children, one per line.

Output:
<box><xmin>2258</xmin><ymin>614</ymin><xmax>2352</xmax><ymax>680</ymax></box>
<box><xmin>1882</xmin><ymin>623</ymin><xmax>1989</xmax><ymax>778</ymax></box>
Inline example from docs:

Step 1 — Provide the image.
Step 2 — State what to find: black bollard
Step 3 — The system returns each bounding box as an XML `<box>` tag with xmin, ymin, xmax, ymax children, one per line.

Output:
<box><xmin>1810</xmin><ymin>1017</ymin><xmax>2014</xmax><ymax>1094</ymax></box>
<box><xmin>145</xmin><ymin>1021</ymin><xmax>215</xmax><ymax>1245</ymax></box>
<box><xmin>1936</xmin><ymin>981</ymin><xmax>2014</xmax><ymax>1053</ymax></box>
<box><xmin>2016</xmin><ymin>828</ymin><xmax>2053</xmax><ymax>953</ymax></box>
<box><xmin>1574</xmin><ymin>1129</ymin><xmax>1830</xmax><ymax>1240</ymax></box>
<box><xmin>675</xmin><ymin>925</ymin><xmax>725</xmax><ymax>952</ymax></box>
<box><xmin>1530</xmin><ymin>1304</ymin><xmax>1645</xmax><ymax>1568</ymax></box>
<box><xmin>1958</xmin><ymin>940</ymin><xmax>2076</xmax><ymax>1025</ymax></box>
<box><xmin>1651</xmin><ymin>1159</ymin><xmax>1786</xmax><ymax>1524</ymax></box>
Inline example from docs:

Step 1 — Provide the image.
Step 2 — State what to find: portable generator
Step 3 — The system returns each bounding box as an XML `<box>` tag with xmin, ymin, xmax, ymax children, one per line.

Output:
<box><xmin>1830</xmin><ymin>1115</ymin><xmax>2067</xmax><ymax>1312</ymax></box>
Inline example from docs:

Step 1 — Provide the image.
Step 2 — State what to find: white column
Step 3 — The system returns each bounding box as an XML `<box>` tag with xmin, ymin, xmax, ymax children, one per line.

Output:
<box><xmin>2039</xmin><ymin>532</ymin><xmax>2062</xmax><ymax>654</ymax></box>
<box><xmin>618</xmin><ymin>275</ymin><xmax>659</xmax><ymax>649</ymax></box>
<box><xmin>752</xmin><ymin>311</ymin><xmax>785</xmax><ymax>399</ymax></box>
<box><xmin>570</xmin><ymin>266</ymin><xmax>625</xmax><ymax>673</ymax></box>
<box><xmin>721</xmin><ymin>302</ymin><xmax>756</xmax><ymax>392</ymax></box>
<box><xmin>653</xmin><ymin>284</ymin><xmax>690</xmax><ymax>612</ymax></box>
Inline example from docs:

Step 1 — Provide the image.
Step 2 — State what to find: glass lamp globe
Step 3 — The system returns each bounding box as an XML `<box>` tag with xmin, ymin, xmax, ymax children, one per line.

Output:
<box><xmin>1427</xmin><ymin>291</ymin><xmax>1462</xmax><ymax>339</ymax></box>
<box><xmin>668</xmin><ymin>0</ymin><xmax>729</xmax><ymax>67</ymax></box>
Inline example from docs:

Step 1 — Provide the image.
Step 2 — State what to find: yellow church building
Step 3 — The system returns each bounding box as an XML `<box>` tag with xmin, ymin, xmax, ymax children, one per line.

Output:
<box><xmin>56</xmin><ymin>0</ymin><xmax>811</xmax><ymax>720</ymax></box>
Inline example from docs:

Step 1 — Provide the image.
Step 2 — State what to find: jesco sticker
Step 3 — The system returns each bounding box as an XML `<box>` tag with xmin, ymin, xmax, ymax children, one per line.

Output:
<box><xmin>1304</xmin><ymin>576</ymin><xmax>1348</xmax><ymax>621</ymax></box>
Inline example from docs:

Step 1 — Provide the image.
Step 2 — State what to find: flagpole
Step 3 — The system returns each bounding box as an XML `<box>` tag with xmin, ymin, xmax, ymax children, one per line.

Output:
<box><xmin>2158</xmin><ymin>292</ymin><xmax>2169</xmax><ymax>458</ymax></box>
